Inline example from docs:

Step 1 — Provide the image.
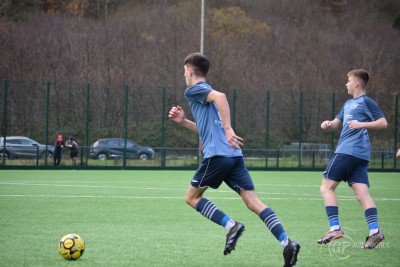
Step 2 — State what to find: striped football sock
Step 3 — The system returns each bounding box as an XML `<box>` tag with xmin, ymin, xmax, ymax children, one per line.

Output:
<box><xmin>195</xmin><ymin>198</ymin><xmax>234</xmax><ymax>231</ymax></box>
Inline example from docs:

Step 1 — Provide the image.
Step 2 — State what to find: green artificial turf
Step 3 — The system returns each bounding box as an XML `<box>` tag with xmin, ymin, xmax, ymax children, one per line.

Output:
<box><xmin>0</xmin><ymin>170</ymin><xmax>399</xmax><ymax>266</ymax></box>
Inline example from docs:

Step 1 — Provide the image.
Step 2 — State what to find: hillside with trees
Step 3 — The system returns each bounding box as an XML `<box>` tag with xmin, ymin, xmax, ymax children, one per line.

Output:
<box><xmin>0</xmin><ymin>0</ymin><xmax>399</xmax><ymax>149</ymax></box>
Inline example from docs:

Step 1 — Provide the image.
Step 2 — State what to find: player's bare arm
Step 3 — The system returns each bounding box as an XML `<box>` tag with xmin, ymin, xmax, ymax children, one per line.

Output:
<box><xmin>206</xmin><ymin>90</ymin><xmax>243</xmax><ymax>150</ymax></box>
<box><xmin>321</xmin><ymin>118</ymin><xmax>341</xmax><ymax>130</ymax></box>
<box><xmin>348</xmin><ymin>117</ymin><xmax>388</xmax><ymax>130</ymax></box>
<box><xmin>168</xmin><ymin>106</ymin><xmax>198</xmax><ymax>134</ymax></box>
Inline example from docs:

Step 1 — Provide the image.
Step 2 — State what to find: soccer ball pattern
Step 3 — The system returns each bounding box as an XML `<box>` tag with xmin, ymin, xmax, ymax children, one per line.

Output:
<box><xmin>58</xmin><ymin>234</ymin><xmax>85</xmax><ymax>260</ymax></box>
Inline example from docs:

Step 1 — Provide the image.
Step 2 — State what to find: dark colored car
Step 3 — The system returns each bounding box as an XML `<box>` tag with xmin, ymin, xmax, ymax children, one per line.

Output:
<box><xmin>0</xmin><ymin>136</ymin><xmax>54</xmax><ymax>160</ymax></box>
<box><xmin>89</xmin><ymin>138</ymin><xmax>155</xmax><ymax>160</ymax></box>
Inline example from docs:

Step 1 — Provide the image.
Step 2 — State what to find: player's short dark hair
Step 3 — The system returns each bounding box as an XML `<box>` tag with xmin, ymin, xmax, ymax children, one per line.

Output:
<box><xmin>347</xmin><ymin>69</ymin><xmax>369</xmax><ymax>89</ymax></box>
<box><xmin>184</xmin><ymin>53</ymin><xmax>210</xmax><ymax>77</ymax></box>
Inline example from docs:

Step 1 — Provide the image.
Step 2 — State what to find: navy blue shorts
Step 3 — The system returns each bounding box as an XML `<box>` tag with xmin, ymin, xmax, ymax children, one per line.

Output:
<box><xmin>323</xmin><ymin>153</ymin><xmax>369</xmax><ymax>186</ymax></box>
<box><xmin>191</xmin><ymin>156</ymin><xmax>255</xmax><ymax>193</ymax></box>
<box><xmin>70</xmin><ymin>150</ymin><xmax>78</xmax><ymax>158</ymax></box>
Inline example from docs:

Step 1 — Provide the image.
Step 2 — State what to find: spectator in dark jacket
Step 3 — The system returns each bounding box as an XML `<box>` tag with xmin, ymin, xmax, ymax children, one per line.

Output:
<box><xmin>66</xmin><ymin>136</ymin><xmax>79</xmax><ymax>166</ymax></box>
<box><xmin>54</xmin><ymin>135</ymin><xmax>64</xmax><ymax>166</ymax></box>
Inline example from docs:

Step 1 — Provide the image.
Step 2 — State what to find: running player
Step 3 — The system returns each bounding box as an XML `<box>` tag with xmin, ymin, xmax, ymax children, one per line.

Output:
<box><xmin>319</xmin><ymin>69</ymin><xmax>387</xmax><ymax>249</ymax></box>
<box><xmin>168</xmin><ymin>52</ymin><xmax>300</xmax><ymax>266</ymax></box>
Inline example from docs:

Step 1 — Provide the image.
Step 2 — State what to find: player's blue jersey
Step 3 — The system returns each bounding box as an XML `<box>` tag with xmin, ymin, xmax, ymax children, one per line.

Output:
<box><xmin>335</xmin><ymin>95</ymin><xmax>384</xmax><ymax>161</ymax></box>
<box><xmin>184</xmin><ymin>82</ymin><xmax>243</xmax><ymax>158</ymax></box>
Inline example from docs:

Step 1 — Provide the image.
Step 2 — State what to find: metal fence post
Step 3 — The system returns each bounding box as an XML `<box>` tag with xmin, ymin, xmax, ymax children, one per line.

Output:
<box><xmin>331</xmin><ymin>93</ymin><xmax>335</xmax><ymax>153</ymax></box>
<box><xmin>36</xmin><ymin>146</ymin><xmax>39</xmax><ymax>167</ymax></box>
<box><xmin>265</xmin><ymin>91</ymin><xmax>270</xmax><ymax>167</ymax></box>
<box><xmin>298</xmin><ymin>91</ymin><xmax>303</xmax><ymax>167</ymax></box>
<box><xmin>232</xmin><ymin>89</ymin><xmax>236</xmax><ymax>130</ymax></box>
<box><xmin>312</xmin><ymin>150</ymin><xmax>315</xmax><ymax>168</ymax></box>
<box><xmin>161</xmin><ymin>87</ymin><xmax>166</xmax><ymax>168</ymax></box>
<box><xmin>45</xmin><ymin>81</ymin><xmax>50</xmax><ymax>166</ymax></box>
<box><xmin>85</xmin><ymin>83</ymin><xmax>90</xmax><ymax>166</ymax></box>
<box><xmin>394</xmin><ymin>95</ymin><xmax>398</xmax><ymax>168</ymax></box>
<box><xmin>80</xmin><ymin>146</ymin><xmax>83</xmax><ymax>167</ymax></box>
<box><xmin>123</xmin><ymin>85</ymin><xmax>128</xmax><ymax>168</ymax></box>
<box><xmin>2</xmin><ymin>80</ymin><xmax>8</xmax><ymax>164</ymax></box>
<box><xmin>277</xmin><ymin>149</ymin><xmax>280</xmax><ymax>168</ymax></box>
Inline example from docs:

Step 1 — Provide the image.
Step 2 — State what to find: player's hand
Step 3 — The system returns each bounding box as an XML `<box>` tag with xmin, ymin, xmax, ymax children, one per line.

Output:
<box><xmin>225</xmin><ymin>127</ymin><xmax>243</xmax><ymax>150</ymax></box>
<box><xmin>321</xmin><ymin>120</ymin><xmax>332</xmax><ymax>129</ymax></box>
<box><xmin>348</xmin><ymin>120</ymin><xmax>362</xmax><ymax>129</ymax></box>
<box><xmin>168</xmin><ymin>106</ymin><xmax>185</xmax><ymax>124</ymax></box>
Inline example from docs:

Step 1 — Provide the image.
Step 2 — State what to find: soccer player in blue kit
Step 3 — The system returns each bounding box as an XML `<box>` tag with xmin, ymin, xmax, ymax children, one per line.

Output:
<box><xmin>318</xmin><ymin>69</ymin><xmax>387</xmax><ymax>249</ymax></box>
<box><xmin>168</xmin><ymin>52</ymin><xmax>300</xmax><ymax>266</ymax></box>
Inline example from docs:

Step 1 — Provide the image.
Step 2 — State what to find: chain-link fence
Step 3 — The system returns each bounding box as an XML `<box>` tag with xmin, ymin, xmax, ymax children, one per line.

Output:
<box><xmin>1</xmin><ymin>80</ymin><xmax>399</xmax><ymax>170</ymax></box>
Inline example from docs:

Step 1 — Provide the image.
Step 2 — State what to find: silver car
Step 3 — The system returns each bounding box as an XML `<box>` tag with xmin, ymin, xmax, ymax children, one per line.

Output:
<box><xmin>0</xmin><ymin>136</ymin><xmax>54</xmax><ymax>160</ymax></box>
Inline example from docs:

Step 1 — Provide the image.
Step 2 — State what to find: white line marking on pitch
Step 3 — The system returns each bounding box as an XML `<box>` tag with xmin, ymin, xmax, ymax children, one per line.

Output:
<box><xmin>0</xmin><ymin>194</ymin><xmax>398</xmax><ymax>201</ymax></box>
<box><xmin>0</xmin><ymin>182</ymin><xmax>185</xmax><ymax>191</ymax></box>
<box><xmin>0</xmin><ymin>182</ymin><xmax>399</xmax><ymax>201</ymax></box>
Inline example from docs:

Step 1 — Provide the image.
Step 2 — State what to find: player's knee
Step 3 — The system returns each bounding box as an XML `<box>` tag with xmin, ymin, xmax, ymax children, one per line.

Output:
<box><xmin>248</xmin><ymin>204</ymin><xmax>261</xmax><ymax>214</ymax></box>
<box><xmin>320</xmin><ymin>184</ymin><xmax>330</xmax><ymax>196</ymax></box>
<box><xmin>354</xmin><ymin>191</ymin><xmax>370</xmax><ymax>203</ymax></box>
<box><xmin>244</xmin><ymin>202</ymin><xmax>255</xmax><ymax>212</ymax></box>
<box><xmin>184</xmin><ymin>194</ymin><xmax>191</xmax><ymax>205</ymax></box>
<box><xmin>354</xmin><ymin>193</ymin><xmax>362</xmax><ymax>202</ymax></box>
<box><xmin>184</xmin><ymin>194</ymin><xmax>196</xmax><ymax>208</ymax></box>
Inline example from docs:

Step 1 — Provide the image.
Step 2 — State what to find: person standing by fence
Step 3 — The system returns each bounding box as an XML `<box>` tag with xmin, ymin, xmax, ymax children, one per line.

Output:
<box><xmin>54</xmin><ymin>135</ymin><xmax>64</xmax><ymax>166</ymax></box>
<box><xmin>65</xmin><ymin>136</ymin><xmax>78</xmax><ymax>166</ymax></box>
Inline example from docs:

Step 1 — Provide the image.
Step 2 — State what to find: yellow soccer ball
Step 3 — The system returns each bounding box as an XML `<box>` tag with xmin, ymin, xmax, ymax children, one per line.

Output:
<box><xmin>58</xmin><ymin>234</ymin><xmax>85</xmax><ymax>260</ymax></box>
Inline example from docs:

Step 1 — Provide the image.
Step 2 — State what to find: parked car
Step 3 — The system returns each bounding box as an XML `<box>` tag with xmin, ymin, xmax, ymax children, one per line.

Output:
<box><xmin>89</xmin><ymin>138</ymin><xmax>155</xmax><ymax>160</ymax></box>
<box><xmin>0</xmin><ymin>136</ymin><xmax>54</xmax><ymax>160</ymax></box>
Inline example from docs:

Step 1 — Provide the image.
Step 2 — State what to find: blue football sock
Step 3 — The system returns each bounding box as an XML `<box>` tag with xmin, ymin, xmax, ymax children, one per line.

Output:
<box><xmin>259</xmin><ymin>207</ymin><xmax>287</xmax><ymax>242</ymax></box>
<box><xmin>326</xmin><ymin>206</ymin><xmax>340</xmax><ymax>230</ymax></box>
<box><xmin>195</xmin><ymin>198</ymin><xmax>232</xmax><ymax>229</ymax></box>
<box><xmin>365</xmin><ymin>207</ymin><xmax>379</xmax><ymax>235</ymax></box>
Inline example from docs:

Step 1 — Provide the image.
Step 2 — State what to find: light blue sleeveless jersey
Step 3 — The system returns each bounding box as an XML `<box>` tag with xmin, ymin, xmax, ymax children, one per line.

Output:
<box><xmin>184</xmin><ymin>82</ymin><xmax>243</xmax><ymax>158</ymax></box>
<box><xmin>335</xmin><ymin>95</ymin><xmax>384</xmax><ymax>161</ymax></box>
